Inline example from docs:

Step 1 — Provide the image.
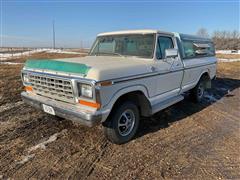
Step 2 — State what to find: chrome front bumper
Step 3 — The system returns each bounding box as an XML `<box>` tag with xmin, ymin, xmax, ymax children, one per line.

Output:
<box><xmin>21</xmin><ymin>92</ymin><xmax>102</xmax><ymax>127</ymax></box>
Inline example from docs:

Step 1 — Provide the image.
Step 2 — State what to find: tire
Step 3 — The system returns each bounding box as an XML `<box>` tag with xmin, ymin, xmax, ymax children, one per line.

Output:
<box><xmin>190</xmin><ymin>77</ymin><xmax>206</xmax><ymax>103</ymax></box>
<box><xmin>102</xmin><ymin>101</ymin><xmax>140</xmax><ymax>144</ymax></box>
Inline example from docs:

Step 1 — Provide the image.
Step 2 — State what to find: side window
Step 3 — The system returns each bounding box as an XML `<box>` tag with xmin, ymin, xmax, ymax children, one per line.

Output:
<box><xmin>183</xmin><ymin>41</ymin><xmax>195</xmax><ymax>58</ymax></box>
<box><xmin>183</xmin><ymin>40</ymin><xmax>216</xmax><ymax>59</ymax></box>
<box><xmin>156</xmin><ymin>36</ymin><xmax>174</xmax><ymax>59</ymax></box>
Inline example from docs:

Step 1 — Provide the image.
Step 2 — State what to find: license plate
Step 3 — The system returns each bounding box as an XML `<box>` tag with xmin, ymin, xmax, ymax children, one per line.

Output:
<box><xmin>42</xmin><ymin>104</ymin><xmax>55</xmax><ymax>115</ymax></box>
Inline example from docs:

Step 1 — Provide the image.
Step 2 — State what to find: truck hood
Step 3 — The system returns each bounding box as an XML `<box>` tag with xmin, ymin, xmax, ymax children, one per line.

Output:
<box><xmin>24</xmin><ymin>56</ymin><xmax>153</xmax><ymax>81</ymax></box>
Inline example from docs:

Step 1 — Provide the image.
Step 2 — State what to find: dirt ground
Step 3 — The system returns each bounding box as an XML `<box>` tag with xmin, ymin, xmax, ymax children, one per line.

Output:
<box><xmin>0</xmin><ymin>54</ymin><xmax>240</xmax><ymax>179</ymax></box>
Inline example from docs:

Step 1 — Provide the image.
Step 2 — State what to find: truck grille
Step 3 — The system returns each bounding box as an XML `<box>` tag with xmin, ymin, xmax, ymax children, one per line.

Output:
<box><xmin>29</xmin><ymin>74</ymin><xmax>75</xmax><ymax>103</ymax></box>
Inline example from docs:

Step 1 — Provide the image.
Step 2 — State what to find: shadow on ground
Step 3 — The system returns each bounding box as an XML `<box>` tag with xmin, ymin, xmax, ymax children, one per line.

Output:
<box><xmin>137</xmin><ymin>77</ymin><xmax>240</xmax><ymax>138</ymax></box>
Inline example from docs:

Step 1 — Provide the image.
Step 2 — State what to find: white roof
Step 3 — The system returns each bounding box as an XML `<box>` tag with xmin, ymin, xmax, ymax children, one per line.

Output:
<box><xmin>97</xmin><ymin>29</ymin><xmax>173</xmax><ymax>36</ymax></box>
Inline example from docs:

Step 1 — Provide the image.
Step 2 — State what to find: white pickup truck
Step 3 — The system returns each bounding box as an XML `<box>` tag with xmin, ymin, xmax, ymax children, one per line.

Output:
<box><xmin>21</xmin><ymin>29</ymin><xmax>217</xmax><ymax>144</ymax></box>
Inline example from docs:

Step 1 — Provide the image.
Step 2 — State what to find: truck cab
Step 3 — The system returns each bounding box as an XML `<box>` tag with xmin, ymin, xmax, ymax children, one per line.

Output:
<box><xmin>21</xmin><ymin>29</ymin><xmax>217</xmax><ymax>144</ymax></box>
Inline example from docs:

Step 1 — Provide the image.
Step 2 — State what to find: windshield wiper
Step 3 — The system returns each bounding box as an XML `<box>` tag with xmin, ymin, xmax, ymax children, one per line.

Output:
<box><xmin>111</xmin><ymin>52</ymin><xmax>125</xmax><ymax>57</ymax></box>
<box><xmin>94</xmin><ymin>52</ymin><xmax>125</xmax><ymax>57</ymax></box>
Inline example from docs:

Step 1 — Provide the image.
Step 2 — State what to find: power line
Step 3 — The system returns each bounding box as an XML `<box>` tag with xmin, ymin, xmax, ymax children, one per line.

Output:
<box><xmin>52</xmin><ymin>20</ymin><xmax>56</xmax><ymax>49</ymax></box>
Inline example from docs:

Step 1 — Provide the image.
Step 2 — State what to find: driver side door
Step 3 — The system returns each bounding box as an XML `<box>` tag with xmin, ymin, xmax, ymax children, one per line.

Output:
<box><xmin>152</xmin><ymin>35</ymin><xmax>184</xmax><ymax>102</ymax></box>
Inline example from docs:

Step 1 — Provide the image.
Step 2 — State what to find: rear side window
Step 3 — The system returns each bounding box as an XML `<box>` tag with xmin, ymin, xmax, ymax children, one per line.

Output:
<box><xmin>182</xmin><ymin>41</ymin><xmax>195</xmax><ymax>58</ymax></box>
<box><xmin>182</xmin><ymin>40</ymin><xmax>215</xmax><ymax>59</ymax></box>
<box><xmin>156</xmin><ymin>36</ymin><xmax>174</xmax><ymax>59</ymax></box>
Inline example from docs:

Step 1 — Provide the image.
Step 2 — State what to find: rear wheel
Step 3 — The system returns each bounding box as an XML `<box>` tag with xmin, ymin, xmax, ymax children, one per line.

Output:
<box><xmin>103</xmin><ymin>101</ymin><xmax>139</xmax><ymax>144</ymax></box>
<box><xmin>190</xmin><ymin>77</ymin><xmax>206</xmax><ymax>103</ymax></box>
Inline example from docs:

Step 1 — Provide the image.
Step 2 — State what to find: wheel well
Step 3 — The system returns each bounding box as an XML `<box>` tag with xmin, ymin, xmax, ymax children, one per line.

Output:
<box><xmin>201</xmin><ymin>72</ymin><xmax>211</xmax><ymax>89</ymax></box>
<box><xmin>111</xmin><ymin>91</ymin><xmax>151</xmax><ymax>117</ymax></box>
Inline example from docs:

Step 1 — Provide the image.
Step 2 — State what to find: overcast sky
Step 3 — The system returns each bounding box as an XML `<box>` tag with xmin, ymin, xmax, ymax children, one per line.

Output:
<box><xmin>1</xmin><ymin>0</ymin><xmax>239</xmax><ymax>48</ymax></box>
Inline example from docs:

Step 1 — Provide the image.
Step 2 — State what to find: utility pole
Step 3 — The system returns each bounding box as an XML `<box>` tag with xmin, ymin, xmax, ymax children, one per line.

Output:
<box><xmin>52</xmin><ymin>20</ymin><xmax>56</xmax><ymax>49</ymax></box>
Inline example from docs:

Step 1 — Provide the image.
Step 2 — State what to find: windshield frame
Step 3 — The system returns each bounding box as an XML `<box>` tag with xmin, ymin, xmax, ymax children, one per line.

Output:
<box><xmin>89</xmin><ymin>33</ymin><xmax>156</xmax><ymax>59</ymax></box>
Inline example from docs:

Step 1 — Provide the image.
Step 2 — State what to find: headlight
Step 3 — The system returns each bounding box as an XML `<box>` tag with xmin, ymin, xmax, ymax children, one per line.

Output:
<box><xmin>78</xmin><ymin>83</ymin><xmax>93</xmax><ymax>98</ymax></box>
<box><xmin>22</xmin><ymin>73</ymin><xmax>30</xmax><ymax>83</ymax></box>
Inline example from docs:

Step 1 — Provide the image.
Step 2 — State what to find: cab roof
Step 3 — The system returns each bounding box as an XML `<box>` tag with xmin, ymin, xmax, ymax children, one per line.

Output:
<box><xmin>97</xmin><ymin>29</ymin><xmax>173</xmax><ymax>36</ymax></box>
<box><xmin>97</xmin><ymin>29</ymin><xmax>212</xmax><ymax>42</ymax></box>
<box><xmin>178</xmin><ymin>33</ymin><xmax>212</xmax><ymax>42</ymax></box>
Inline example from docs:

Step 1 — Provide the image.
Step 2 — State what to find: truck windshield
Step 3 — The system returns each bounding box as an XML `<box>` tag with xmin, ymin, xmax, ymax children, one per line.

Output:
<box><xmin>89</xmin><ymin>34</ymin><xmax>155</xmax><ymax>58</ymax></box>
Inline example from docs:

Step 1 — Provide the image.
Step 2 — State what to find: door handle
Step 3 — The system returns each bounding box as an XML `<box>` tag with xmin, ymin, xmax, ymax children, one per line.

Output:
<box><xmin>150</xmin><ymin>66</ymin><xmax>157</xmax><ymax>72</ymax></box>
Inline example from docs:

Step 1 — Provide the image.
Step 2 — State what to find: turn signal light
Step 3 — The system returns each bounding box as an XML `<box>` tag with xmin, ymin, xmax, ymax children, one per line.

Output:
<box><xmin>79</xmin><ymin>99</ymin><xmax>101</xmax><ymax>109</ymax></box>
<box><xmin>99</xmin><ymin>81</ymin><xmax>113</xmax><ymax>86</ymax></box>
<box><xmin>25</xmin><ymin>86</ymin><xmax>33</xmax><ymax>92</ymax></box>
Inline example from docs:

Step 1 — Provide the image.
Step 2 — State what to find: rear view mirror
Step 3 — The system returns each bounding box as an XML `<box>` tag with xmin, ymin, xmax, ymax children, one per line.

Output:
<box><xmin>165</xmin><ymin>49</ymin><xmax>178</xmax><ymax>58</ymax></box>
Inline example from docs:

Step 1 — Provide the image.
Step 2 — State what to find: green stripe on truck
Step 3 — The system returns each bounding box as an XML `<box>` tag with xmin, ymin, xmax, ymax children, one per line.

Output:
<box><xmin>25</xmin><ymin>59</ymin><xmax>90</xmax><ymax>75</ymax></box>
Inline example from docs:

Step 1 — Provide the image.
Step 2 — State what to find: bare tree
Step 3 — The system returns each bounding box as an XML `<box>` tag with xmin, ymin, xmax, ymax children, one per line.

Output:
<box><xmin>212</xmin><ymin>30</ymin><xmax>240</xmax><ymax>50</ymax></box>
<box><xmin>196</xmin><ymin>28</ymin><xmax>209</xmax><ymax>38</ymax></box>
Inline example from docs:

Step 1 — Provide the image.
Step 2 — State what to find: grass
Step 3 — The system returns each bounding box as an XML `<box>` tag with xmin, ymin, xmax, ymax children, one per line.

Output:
<box><xmin>216</xmin><ymin>53</ymin><xmax>240</xmax><ymax>59</ymax></box>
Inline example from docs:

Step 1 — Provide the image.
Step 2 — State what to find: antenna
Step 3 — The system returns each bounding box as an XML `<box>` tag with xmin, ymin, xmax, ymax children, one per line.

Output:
<box><xmin>52</xmin><ymin>20</ymin><xmax>56</xmax><ymax>49</ymax></box>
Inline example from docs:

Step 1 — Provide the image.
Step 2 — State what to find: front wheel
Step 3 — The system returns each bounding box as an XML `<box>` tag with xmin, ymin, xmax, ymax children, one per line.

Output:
<box><xmin>102</xmin><ymin>101</ymin><xmax>140</xmax><ymax>144</ymax></box>
<box><xmin>190</xmin><ymin>77</ymin><xmax>206</xmax><ymax>103</ymax></box>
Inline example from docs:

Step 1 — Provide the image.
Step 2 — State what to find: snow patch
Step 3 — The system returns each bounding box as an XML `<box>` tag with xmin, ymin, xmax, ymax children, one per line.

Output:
<box><xmin>226</xmin><ymin>90</ymin><xmax>235</xmax><ymax>97</ymax></box>
<box><xmin>16</xmin><ymin>129</ymin><xmax>67</xmax><ymax>165</ymax></box>
<box><xmin>0</xmin><ymin>48</ymin><xmax>87</xmax><ymax>61</ymax></box>
<box><xmin>217</xmin><ymin>87</ymin><xmax>228</xmax><ymax>92</ymax></box>
<box><xmin>0</xmin><ymin>61</ymin><xmax>23</xmax><ymax>65</ymax></box>
<box><xmin>0</xmin><ymin>57</ymin><xmax>7</xmax><ymax>61</ymax></box>
<box><xmin>46</xmin><ymin>49</ymin><xmax>87</xmax><ymax>55</ymax></box>
<box><xmin>0</xmin><ymin>101</ymin><xmax>24</xmax><ymax>113</ymax></box>
<box><xmin>0</xmin><ymin>49</ymin><xmax>48</xmax><ymax>61</ymax></box>
<box><xmin>216</xmin><ymin>50</ymin><xmax>240</xmax><ymax>54</ymax></box>
<box><xmin>204</xmin><ymin>94</ymin><xmax>218</xmax><ymax>103</ymax></box>
<box><xmin>28</xmin><ymin>132</ymin><xmax>60</xmax><ymax>152</ymax></box>
<box><xmin>0</xmin><ymin>121</ymin><xmax>11</xmax><ymax>126</ymax></box>
<box><xmin>218</xmin><ymin>59</ymin><xmax>240</xmax><ymax>62</ymax></box>
<box><xmin>17</xmin><ymin>154</ymin><xmax>35</xmax><ymax>165</ymax></box>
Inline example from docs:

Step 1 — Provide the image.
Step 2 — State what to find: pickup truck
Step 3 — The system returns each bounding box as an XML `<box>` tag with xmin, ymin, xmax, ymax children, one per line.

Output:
<box><xmin>21</xmin><ymin>29</ymin><xmax>217</xmax><ymax>144</ymax></box>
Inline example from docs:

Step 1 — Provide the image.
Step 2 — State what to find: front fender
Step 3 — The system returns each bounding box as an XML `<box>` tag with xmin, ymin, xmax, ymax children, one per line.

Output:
<box><xmin>100</xmin><ymin>84</ymin><xmax>149</xmax><ymax>122</ymax></box>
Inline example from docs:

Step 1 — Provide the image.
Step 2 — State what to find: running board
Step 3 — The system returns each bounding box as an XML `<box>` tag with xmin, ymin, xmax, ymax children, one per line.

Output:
<box><xmin>151</xmin><ymin>95</ymin><xmax>184</xmax><ymax>115</ymax></box>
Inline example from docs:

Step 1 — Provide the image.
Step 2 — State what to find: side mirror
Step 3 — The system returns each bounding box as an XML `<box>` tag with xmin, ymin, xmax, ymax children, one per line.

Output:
<box><xmin>165</xmin><ymin>49</ymin><xmax>178</xmax><ymax>58</ymax></box>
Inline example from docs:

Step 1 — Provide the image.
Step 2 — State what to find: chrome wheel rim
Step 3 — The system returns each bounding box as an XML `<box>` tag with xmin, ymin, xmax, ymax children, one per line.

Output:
<box><xmin>197</xmin><ymin>83</ymin><xmax>204</xmax><ymax>98</ymax></box>
<box><xmin>118</xmin><ymin>109</ymin><xmax>135</xmax><ymax>136</ymax></box>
